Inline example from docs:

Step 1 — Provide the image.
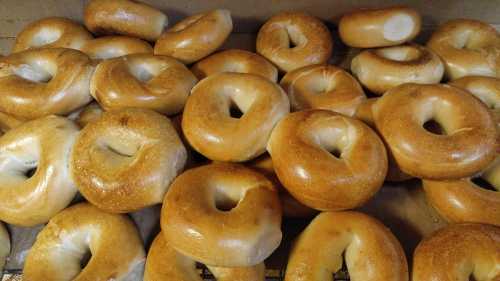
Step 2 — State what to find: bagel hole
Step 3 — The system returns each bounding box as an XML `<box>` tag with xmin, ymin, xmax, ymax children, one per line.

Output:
<box><xmin>423</xmin><ymin>119</ymin><xmax>446</xmax><ymax>135</ymax></box>
<box><xmin>333</xmin><ymin>251</ymin><xmax>350</xmax><ymax>281</ymax></box>
<box><xmin>32</xmin><ymin>28</ymin><xmax>61</xmax><ymax>47</ymax></box>
<box><xmin>471</xmin><ymin>177</ymin><xmax>498</xmax><ymax>191</ymax></box>
<box><xmin>24</xmin><ymin>167</ymin><xmax>37</xmax><ymax>178</ymax></box>
<box><xmin>79</xmin><ymin>248</ymin><xmax>92</xmax><ymax>269</ymax></box>
<box><xmin>129</xmin><ymin>64</ymin><xmax>154</xmax><ymax>82</ymax></box>
<box><xmin>214</xmin><ymin>189</ymin><xmax>239</xmax><ymax>212</ymax></box>
<box><xmin>196</xmin><ymin>263</ymin><xmax>214</xmax><ymax>279</ymax></box>
<box><xmin>285</xmin><ymin>25</ymin><xmax>306</xmax><ymax>49</ymax></box>
<box><xmin>229</xmin><ymin>102</ymin><xmax>244</xmax><ymax>119</ymax></box>
<box><xmin>329</xmin><ymin>147</ymin><xmax>342</xmax><ymax>158</ymax></box>
<box><xmin>375</xmin><ymin>46</ymin><xmax>421</xmax><ymax>62</ymax></box>
<box><xmin>14</xmin><ymin>63</ymin><xmax>53</xmax><ymax>83</ymax></box>
<box><xmin>105</xmin><ymin>144</ymin><xmax>135</xmax><ymax>158</ymax></box>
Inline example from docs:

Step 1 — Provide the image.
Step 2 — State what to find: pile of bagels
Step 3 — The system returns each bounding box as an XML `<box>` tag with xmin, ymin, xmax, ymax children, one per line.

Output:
<box><xmin>0</xmin><ymin>0</ymin><xmax>498</xmax><ymax>280</ymax></box>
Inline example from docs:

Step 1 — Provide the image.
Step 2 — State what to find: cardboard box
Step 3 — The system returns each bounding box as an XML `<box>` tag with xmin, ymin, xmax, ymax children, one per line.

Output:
<box><xmin>0</xmin><ymin>0</ymin><xmax>498</xmax><ymax>280</ymax></box>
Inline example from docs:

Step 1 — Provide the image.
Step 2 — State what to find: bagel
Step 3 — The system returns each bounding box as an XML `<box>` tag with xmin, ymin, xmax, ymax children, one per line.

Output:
<box><xmin>0</xmin><ymin>116</ymin><xmax>78</xmax><ymax>226</ymax></box>
<box><xmin>90</xmin><ymin>54</ymin><xmax>197</xmax><ymax>115</ymax></box>
<box><xmin>154</xmin><ymin>9</ymin><xmax>232</xmax><ymax>64</ymax></box>
<box><xmin>351</xmin><ymin>44</ymin><xmax>444</xmax><ymax>95</ymax></box>
<box><xmin>0</xmin><ymin>223</ymin><xmax>10</xmax><ymax>277</ymax></box>
<box><xmin>81</xmin><ymin>36</ymin><xmax>153</xmax><ymax>60</ymax></box>
<box><xmin>67</xmin><ymin>102</ymin><xmax>103</xmax><ymax>128</ymax></box>
<box><xmin>191</xmin><ymin>49</ymin><xmax>278</xmax><ymax>82</ymax></box>
<box><xmin>84</xmin><ymin>0</ymin><xmax>167</xmax><ymax>41</ymax></box>
<box><xmin>427</xmin><ymin>19</ymin><xmax>500</xmax><ymax>80</ymax></box>
<box><xmin>182</xmin><ymin>72</ymin><xmax>289</xmax><ymax>162</ymax></box>
<box><xmin>338</xmin><ymin>6</ymin><xmax>421</xmax><ymax>48</ymax></box>
<box><xmin>423</xmin><ymin>156</ymin><xmax>500</xmax><ymax>226</ymax></box>
<box><xmin>0</xmin><ymin>112</ymin><xmax>25</xmax><ymax>135</ymax></box>
<box><xmin>267</xmin><ymin>110</ymin><xmax>388</xmax><ymax>211</ymax></box>
<box><xmin>12</xmin><ymin>17</ymin><xmax>92</xmax><ymax>53</ymax></box>
<box><xmin>285</xmin><ymin>211</ymin><xmax>408</xmax><ymax>281</ymax></box>
<box><xmin>23</xmin><ymin>203</ymin><xmax>145</xmax><ymax>281</ymax></box>
<box><xmin>161</xmin><ymin>162</ymin><xmax>282</xmax><ymax>267</ymax></box>
<box><xmin>280</xmin><ymin>64</ymin><xmax>366</xmax><ymax>115</ymax></box>
<box><xmin>0</xmin><ymin>48</ymin><xmax>94</xmax><ymax>120</ymax></box>
<box><xmin>412</xmin><ymin>223</ymin><xmax>500</xmax><ymax>281</ymax></box>
<box><xmin>145</xmin><ymin>232</ymin><xmax>265</xmax><ymax>281</ymax></box>
<box><xmin>71</xmin><ymin>108</ymin><xmax>187</xmax><ymax>213</ymax></box>
<box><xmin>373</xmin><ymin>83</ymin><xmax>497</xmax><ymax>180</ymax></box>
<box><xmin>248</xmin><ymin>154</ymin><xmax>318</xmax><ymax>218</ymax></box>
<box><xmin>256</xmin><ymin>11</ymin><xmax>333</xmax><ymax>72</ymax></box>
<box><xmin>354</xmin><ymin>98</ymin><xmax>413</xmax><ymax>182</ymax></box>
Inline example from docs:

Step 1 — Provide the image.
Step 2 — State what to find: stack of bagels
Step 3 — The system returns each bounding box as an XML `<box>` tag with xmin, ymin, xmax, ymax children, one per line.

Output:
<box><xmin>0</xmin><ymin>0</ymin><xmax>498</xmax><ymax>280</ymax></box>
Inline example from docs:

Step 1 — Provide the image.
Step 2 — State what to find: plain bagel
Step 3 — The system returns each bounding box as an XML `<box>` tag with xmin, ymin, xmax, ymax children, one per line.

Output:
<box><xmin>12</xmin><ymin>17</ymin><xmax>92</xmax><ymax>53</ymax></box>
<box><xmin>427</xmin><ymin>19</ymin><xmax>500</xmax><ymax>80</ymax></box>
<box><xmin>81</xmin><ymin>36</ymin><xmax>153</xmax><ymax>60</ymax></box>
<box><xmin>338</xmin><ymin>6</ymin><xmax>421</xmax><ymax>48</ymax></box>
<box><xmin>351</xmin><ymin>44</ymin><xmax>444</xmax><ymax>95</ymax></box>
<box><xmin>161</xmin><ymin>162</ymin><xmax>282</xmax><ymax>267</ymax></box>
<box><xmin>280</xmin><ymin>64</ymin><xmax>366</xmax><ymax>115</ymax></box>
<box><xmin>84</xmin><ymin>0</ymin><xmax>167</xmax><ymax>41</ymax></box>
<box><xmin>256</xmin><ymin>11</ymin><xmax>333</xmax><ymax>72</ymax></box>
<box><xmin>90</xmin><ymin>53</ymin><xmax>197</xmax><ymax>115</ymax></box>
<box><xmin>154</xmin><ymin>9</ymin><xmax>232</xmax><ymax>64</ymax></box>
<box><xmin>0</xmin><ymin>48</ymin><xmax>94</xmax><ymax>120</ymax></box>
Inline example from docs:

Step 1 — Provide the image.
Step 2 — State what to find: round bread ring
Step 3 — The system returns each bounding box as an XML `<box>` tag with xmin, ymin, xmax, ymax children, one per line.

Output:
<box><xmin>154</xmin><ymin>10</ymin><xmax>232</xmax><ymax>64</ymax></box>
<box><xmin>338</xmin><ymin>6</ymin><xmax>421</xmax><ymax>48</ymax></box>
<box><xmin>280</xmin><ymin>64</ymin><xmax>366</xmax><ymax>116</ymax></box>
<box><xmin>161</xmin><ymin>162</ymin><xmax>282</xmax><ymax>267</ymax></box>
<box><xmin>267</xmin><ymin>110</ymin><xmax>388</xmax><ymax>211</ymax></box>
<box><xmin>285</xmin><ymin>211</ymin><xmax>408</xmax><ymax>281</ymax></box>
<box><xmin>0</xmin><ymin>116</ymin><xmax>79</xmax><ymax>226</ymax></box>
<box><xmin>0</xmin><ymin>48</ymin><xmax>94</xmax><ymax>120</ymax></box>
<box><xmin>145</xmin><ymin>232</ymin><xmax>265</xmax><ymax>281</ymax></box>
<box><xmin>247</xmin><ymin>154</ymin><xmax>318</xmax><ymax>218</ymax></box>
<box><xmin>71</xmin><ymin>108</ymin><xmax>187</xmax><ymax>213</ymax></box>
<box><xmin>373</xmin><ymin>83</ymin><xmax>497</xmax><ymax>180</ymax></box>
<box><xmin>68</xmin><ymin>102</ymin><xmax>104</xmax><ymax>128</ymax></box>
<box><xmin>81</xmin><ymin>36</ymin><xmax>153</xmax><ymax>60</ymax></box>
<box><xmin>12</xmin><ymin>17</ymin><xmax>92</xmax><ymax>53</ymax></box>
<box><xmin>256</xmin><ymin>11</ymin><xmax>333</xmax><ymax>72</ymax></box>
<box><xmin>191</xmin><ymin>49</ymin><xmax>278</xmax><ymax>82</ymax></box>
<box><xmin>351</xmin><ymin>44</ymin><xmax>444</xmax><ymax>95</ymax></box>
<box><xmin>423</xmin><ymin>156</ymin><xmax>500</xmax><ymax>226</ymax></box>
<box><xmin>182</xmin><ymin>72</ymin><xmax>289</xmax><ymax>162</ymax></box>
<box><xmin>0</xmin><ymin>112</ymin><xmax>25</xmax><ymax>135</ymax></box>
<box><xmin>355</xmin><ymin>98</ymin><xmax>413</xmax><ymax>182</ymax></box>
<box><xmin>84</xmin><ymin>0</ymin><xmax>167</xmax><ymax>41</ymax></box>
<box><xmin>90</xmin><ymin>53</ymin><xmax>197</xmax><ymax>115</ymax></box>
<box><xmin>412</xmin><ymin>223</ymin><xmax>500</xmax><ymax>281</ymax></box>
<box><xmin>23</xmin><ymin>203</ymin><xmax>145</xmax><ymax>281</ymax></box>
<box><xmin>0</xmin><ymin>223</ymin><xmax>10</xmax><ymax>278</ymax></box>
<box><xmin>427</xmin><ymin>19</ymin><xmax>500</xmax><ymax>80</ymax></box>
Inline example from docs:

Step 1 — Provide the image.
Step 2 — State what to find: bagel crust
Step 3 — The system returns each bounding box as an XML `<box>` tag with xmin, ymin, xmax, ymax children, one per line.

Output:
<box><xmin>373</xmin><ymin>83</ymin><xmax>497</xmax><ymax>180</ymax></box>
<box><xmin>71</xmin><ymin>108</ymin><xmax>187</xmax><ymax>213</ymax></box>
<box><xmin>81</xmin><ymin>36</ymin><xmax>153</xmax><ymax>60</ymax></box>
<box><xmin>145</xmin><ymin>232</ymin><xmax>265</xmax><ymax>281</ymax></box>
<box><xmin>267</xmin><ymin>110</ymin><xmax>388</xmax><ymax>211</ymax></box>
<box><xmin>285</xmin><ymin>211</ymin><xmax>408</xmax><ymax>281</ymax></box>
<box><xmin>161</xmin><ymin>163</ymin><xmax>282</xmax><ymax>267</ymax></box>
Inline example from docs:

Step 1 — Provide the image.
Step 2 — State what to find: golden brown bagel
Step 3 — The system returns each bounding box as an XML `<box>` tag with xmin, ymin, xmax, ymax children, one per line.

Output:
<box><xmin>23</xmin><ymin>203</ymin><xmax>145</xmax><ymax>281</ymax></box>
<box><xmin>12</xmin><ymin>17</ymin><xmax>92</xmax><ymax>53</ymax></box>
<box><xmin>427</xmin><ymin>19</ymin><xmax>500</xmax><ymax>80</ymax></box>
<box><xmin>91</xmin><ymin>54</ymin><xmax>197</xmax><ymax>115</ymax></box>
<box><xmin>182</xmin><ymin>72</ymin><xmax>289</xmax><ymax>162</ymax></box>
<box><xmin>0</xmin><ymin>112</ymin><xmax>25</xmax><ymax>135</ymax></box>
<box><xmin>84</xmin><ymin>0</ymin><xmax>167</xmax><ymax>41</ymax></box>
<box><xmin>145</xmin><ymin>232</ymin><xmax>265</xmax><ymax>281</ymax></box>
<box><xmin>71</xmin><ymin>108</ymin><xmax>187</xmax><ymax>213</ymax></box>
<box><xmin>191</xmin><ymin>49</ymin><xmax>278</xmax><ymax>82</ymax></box>
<box><xmin>285</xmin><ymin>211</ymin><xmax>408</xmax><ymax>281</ymax></box>
<box><xmin>280</xmin><ymin>64</ymin><xmax>366</xmax><ymax>115</ymax></box>
<box><xmin>354</xmin><ymin>98</ymin><xmax>413</xmax><ymax>182</ymax></box>
<box><xmin>0</xmin><ymin>48</ymin><xmax>94</xmax><ymax>120</ymax></box>
<box><xmin>256</xmin><ymin>11</ymin><xmax>333</xmax><ymax>72</ymax></box>
<box><xmin>247</xmin><ymin>154</ymin><xmax>318</xmax><ymax>218</ymax></box>
<box><xmin>412</xmin><ymin>223</ymin><xmax>500</xmax><ymax>281</ymax></box>
<box><xmin>351</xmin><ymin>44</ymin><xmax>444</xmax><ymax>95</ymax></box>
<box><xmin>373</xmin><ymin>83</ymin><xmax>497</xmax><ymax>180</ymax></box>
<box><xmin>0</xmin><ymin>116</ymin><xmax>78</xmax><ymax>226</ymax></box>
<box><xmin>81</xmin><ymin>36</ymin><xmax>153</xmax><ymax>59</ymax></box>
<box><xmin>154</xmin><ymin>10</ymin><xmax>232</xmax><ymax>64</ymax></box>
<box><xmin>338</xmin><ymin>6</ymin><xmax>421</xmax><ymax>48</ymax></box>
<box><xmin>0</xmin><ymin>223</ymin><xmax>10</xmax><ymax>277</ymax></box>
<box><xmin>161</xmin><ymin>163</ymin><xmax>282</xmax><ymax>267</ymax></box>
<box><xmin>267</xmin><ymin>110</ymin><xmax>388</xmax><ymax>211</ymax></box>
<box><xmin>423</xmin><ymin>156</ymin><xmax>500</xmax><ymax>226</ymax></box>
<box><xmin>67</xmin><ymin>102</ymin><xmax>104</xmax><ymax>128</ymax></box>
